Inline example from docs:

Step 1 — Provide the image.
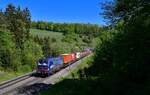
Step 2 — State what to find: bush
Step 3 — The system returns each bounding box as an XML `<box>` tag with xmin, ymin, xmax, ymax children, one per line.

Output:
<box><xmin>18</xmin><ymin>65</ymin><xmax>32</xmax><ymax>73</ymax></box>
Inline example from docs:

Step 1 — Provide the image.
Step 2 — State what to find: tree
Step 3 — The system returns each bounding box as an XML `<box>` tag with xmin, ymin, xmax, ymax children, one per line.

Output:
<box><xmin>22</xmin><ymin>8</ymin><xmax>31</xmax><ymax>39</ymax></box>
<box><xmin>5</xmin><ymin>4</ymin><xmax>31</xmax><ymax>49</ymax></box>
<box><xmin>84</xmin><ymin>1</ymin><xmax>150</xmax><ymax>94</ymax></box>
<box><xmin>0</xmin><ymin>30</ymin><xmax>21</xmax><ymax>71</ymax></box>
<box><xmin>0</xmin><ymin>10</ymin><xmax>7</xmax><ymax>31</ymax></box>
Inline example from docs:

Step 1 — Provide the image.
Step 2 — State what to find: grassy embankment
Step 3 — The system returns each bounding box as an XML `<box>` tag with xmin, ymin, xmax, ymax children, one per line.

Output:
<box><xmin>30</xmin><ymin>29</ymin><xmax>63</xmax><ymax>39</ymax></box>
<box><xmin>40</xmin><ymin>54</ymin><xmax>94</xmax><ymax>95</ymax></box>
<box><xmin>0</xmin><ymin>72</ymin><xmax>29</xmax><ymax>83</ymax></box>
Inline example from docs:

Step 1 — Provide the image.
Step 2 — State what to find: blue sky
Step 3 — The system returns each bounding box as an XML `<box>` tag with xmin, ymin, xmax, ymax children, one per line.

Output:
<box><xmin>0</xmin><ymin>0</ymin><xmax>108</xmax><ymax>25</ymax></box>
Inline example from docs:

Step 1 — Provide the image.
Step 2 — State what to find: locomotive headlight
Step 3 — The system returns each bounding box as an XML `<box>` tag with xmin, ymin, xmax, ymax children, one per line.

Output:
<box><xmin>38</xmin><ymin>62</ymin><xmax>41</xmax><ymax>65</ymax></box>
<box><xmin>50</xmin><ymin>65</ymin><xmax>54</xmax><ymax>69</ymax></box>
<box><xmin>43</xmin><ymin>63</ymin><xmax>47</xmax><ymax>66</ymax></box>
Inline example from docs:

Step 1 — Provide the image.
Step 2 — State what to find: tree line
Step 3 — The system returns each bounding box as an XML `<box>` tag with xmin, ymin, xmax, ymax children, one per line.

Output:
<box><xmin>31</xmin><ymin>21</ymin><xmax>101</xmax><ymax>37</ymax></box>
<box><xmin>31</xmin><ymin>22</ymin><xmax>102</xmax><ymax>51</ymax></box>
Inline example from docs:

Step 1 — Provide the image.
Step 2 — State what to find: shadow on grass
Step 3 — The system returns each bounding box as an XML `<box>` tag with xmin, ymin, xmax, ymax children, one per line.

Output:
<box><xmin>78</xmin><ymin>65</ymin><xmax>150</xmax><ymax>95</ymax></box>
<box><xmin>41</xmin><ymin>79</ymin><xmax>106</xmax><ymax>95</ymax></box>
<box><xmin>40</xmin><ymin>65</ymin><xmax>150</xmax><ymax>95</ymax></box>
<box><xmin>41</xmin><ymin>78</ymin><xmax>150</xmax><ymax>95</ymax></box>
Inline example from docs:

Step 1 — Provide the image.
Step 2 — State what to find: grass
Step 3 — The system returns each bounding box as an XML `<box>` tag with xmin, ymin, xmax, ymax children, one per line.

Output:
<box><xmin>0</xmin><ymin>71</ymin><xmax>31</xmax><ymax>83</ymax></box>
<box><xmin>66</xmin><ymin>55</ymin><xmax>93</xmax><ymax>79</ymax></box>
<box><xmin>30</xmin><ymin>29</ymin><xmax>64</xmax><ymax>40</ymax></box>
<box><xmin>41</xmin><ymin>79</ymin><xmax>101</xmax><ymax>95</ymax></box>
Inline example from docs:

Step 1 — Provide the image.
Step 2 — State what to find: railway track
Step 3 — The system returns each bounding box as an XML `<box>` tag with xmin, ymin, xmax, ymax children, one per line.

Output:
<box><xmin>0</xmin><ymin>72</ymin><xmax>36</xmax><ymax>95</ymax></box>
<box><xmin>0</xmin><ymin>54</ymin><xmax>92</xmax><ymax>95</ymax></box>
<box><xmin>0</xmin><ymin>72</ymin><xmax>34</xmax><ymax>89</ymax></box>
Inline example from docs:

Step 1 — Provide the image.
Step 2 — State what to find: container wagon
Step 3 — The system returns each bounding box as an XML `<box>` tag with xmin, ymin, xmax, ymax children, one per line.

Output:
<box><xmin>36</xmin><ymin>50</ymin><xmax>91</xmax><ymax>76</ymax></box>
<box><xmin>71</xmin><ymin>53</ymin><xmax>76</xmax><ymax>61</ymax></box>
<box><xmin>75</xmin><ymin>52</ymin><xmax>81</xmax><ymax>59</ymax></box>
<box><xmin>61</xmin><ymin>54</ymin><xmax>74</xmax><ymax>65</ymax></box>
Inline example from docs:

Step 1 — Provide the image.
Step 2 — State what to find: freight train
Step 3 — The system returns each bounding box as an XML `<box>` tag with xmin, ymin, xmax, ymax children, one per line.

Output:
<box><xmin>36</xmin><ymin>49</ymin><xmax>92</xmax><ymax>76</ymax></box>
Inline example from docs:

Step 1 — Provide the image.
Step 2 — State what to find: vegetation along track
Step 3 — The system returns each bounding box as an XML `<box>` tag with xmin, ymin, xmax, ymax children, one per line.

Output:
<box><xmin>0</xmin><ymin>54</ymin><xmax>92</xmax><ymax>95</ymax></box>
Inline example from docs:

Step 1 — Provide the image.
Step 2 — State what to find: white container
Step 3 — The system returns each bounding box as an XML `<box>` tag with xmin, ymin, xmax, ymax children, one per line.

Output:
<box><xmin>76</xmin><ymin>52</ymin><xmax>81</xmax><ymax>59</ymax></box>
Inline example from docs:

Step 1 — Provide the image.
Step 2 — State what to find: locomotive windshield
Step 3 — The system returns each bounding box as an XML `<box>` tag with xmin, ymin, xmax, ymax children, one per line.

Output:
<box><xmin>38</xmin><ymin>59</ymin><xmax>48</xmax><ymax>66</ymax></box>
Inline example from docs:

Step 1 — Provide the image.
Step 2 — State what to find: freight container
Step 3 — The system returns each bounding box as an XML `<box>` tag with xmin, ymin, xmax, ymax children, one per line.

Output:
<box><xmin>80</xmin><ymin>51</ymin><xmax>87</xmax><ymax>58</ymax></box>
<box><xmin>75</xmin><ymin>52</ymin><xmax>81</xmax><ymax>59</ymax></box>
<box><xmin>71</xmin><ymin>53</ymin><xmax>76</xmax><ymax>61</ymax></box>
<box><xmin>61</xmin><ymin>54</ymin><xmax>73</xmax><ymax>64</ymax></box>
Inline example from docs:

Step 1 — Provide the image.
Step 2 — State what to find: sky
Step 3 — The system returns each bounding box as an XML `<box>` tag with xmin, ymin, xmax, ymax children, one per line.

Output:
<box><xmin>0</xmin><ymin>0</ymin><xmax>108</xmax><ymax>26</ymax></box>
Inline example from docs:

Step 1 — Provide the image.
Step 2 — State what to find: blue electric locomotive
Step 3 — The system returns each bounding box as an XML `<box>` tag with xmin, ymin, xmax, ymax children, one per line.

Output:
<box><xmin>37</xmin><ymin>57</ymin><xmax>63</xmax><ymax>76</ymax></box>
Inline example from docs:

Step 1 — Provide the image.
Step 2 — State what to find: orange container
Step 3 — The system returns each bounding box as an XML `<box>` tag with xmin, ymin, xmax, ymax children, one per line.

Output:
<box><xmin>61</xmin><ymin>54</ymin><xmax>73</xmax><ymax>64</ymax></box>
